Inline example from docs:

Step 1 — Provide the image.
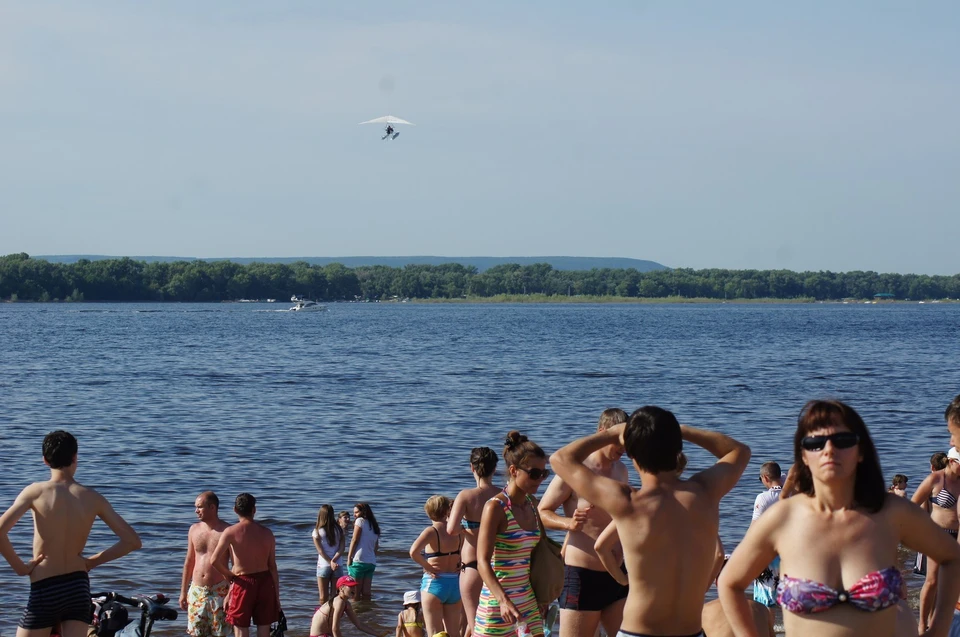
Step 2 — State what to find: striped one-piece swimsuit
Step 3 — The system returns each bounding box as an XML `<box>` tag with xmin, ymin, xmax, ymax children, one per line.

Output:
<box><xmin>474</xmin><ymin>491</ymin><xmax>544</xmax><ymax>637</ymax></box>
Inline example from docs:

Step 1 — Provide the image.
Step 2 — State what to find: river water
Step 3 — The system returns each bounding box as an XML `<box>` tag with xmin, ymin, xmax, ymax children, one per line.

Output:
<box><xmin>1</xmin><ymin>302</ymin><xmax>958</xmax><ymax>634</ymax></box>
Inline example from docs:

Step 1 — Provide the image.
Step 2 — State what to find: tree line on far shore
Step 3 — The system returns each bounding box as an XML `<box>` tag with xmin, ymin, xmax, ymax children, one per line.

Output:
<box><xmin>1</xmin><ymin>253</ymin><xmax>958</xmax><ymax>302</ymax></box>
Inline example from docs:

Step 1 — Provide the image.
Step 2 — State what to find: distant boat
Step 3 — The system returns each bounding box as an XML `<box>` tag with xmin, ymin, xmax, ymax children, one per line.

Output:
<box><xmin>289</xmin><ymin>295</ymin><xmax>325</xmax><ymax>312</ymax></box>
<box><xmin>266</xmin><ymin>299</ymin><xmax>276</xmax><ymax>303</ymax></box>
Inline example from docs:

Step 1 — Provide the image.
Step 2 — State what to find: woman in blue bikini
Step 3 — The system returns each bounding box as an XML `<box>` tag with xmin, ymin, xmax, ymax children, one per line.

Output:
<box><xmin>447</xmin><ymin>447</ymin><xmax>500</xmax><ymax>637</ymax></box>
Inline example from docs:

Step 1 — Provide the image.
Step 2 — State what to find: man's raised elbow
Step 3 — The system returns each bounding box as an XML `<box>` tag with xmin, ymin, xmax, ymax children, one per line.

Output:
<box><xmin>129</xmin><ymin>534</ymin><xmax>143</xmax><ymax>551</ymax></box>
<box><xmin>734</xmin><ymin>443</ymin><xmax>752</xmax><ymax>466</ymax></box>
<box><xmin>549</xmin><ymin>451</ymin><xmax>566</xmax><ymax>472</ymax></box>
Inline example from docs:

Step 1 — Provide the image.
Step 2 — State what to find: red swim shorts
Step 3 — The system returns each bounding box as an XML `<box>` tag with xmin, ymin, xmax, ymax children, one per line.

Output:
<box><xmin>226</xmin><ymin>572</ymin><xmax>280</xmax><ymax>627</ymax></box>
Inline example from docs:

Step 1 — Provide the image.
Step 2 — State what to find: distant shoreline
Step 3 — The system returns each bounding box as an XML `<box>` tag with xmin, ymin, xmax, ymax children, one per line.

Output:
<box><xmin>3</xmin><ymin>296</ymin><xmax>956</xmax><ymax>305</ymax></box>
<box><xmin>415</xmin><ymin>295</ymin><xmax>957</xmax><ymax>304</ymax></box>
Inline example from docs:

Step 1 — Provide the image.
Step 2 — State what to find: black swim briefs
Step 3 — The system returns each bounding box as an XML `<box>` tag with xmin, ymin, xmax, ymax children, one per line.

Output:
<box><xmin>559</xmin><ymin>564</ymin><xmax>629</xmax><ymax>612</ymax></box>
<box><xmin>19</xmin><ymin>570</ymin><xmax>94</xmax><ymax>629</ymax></box>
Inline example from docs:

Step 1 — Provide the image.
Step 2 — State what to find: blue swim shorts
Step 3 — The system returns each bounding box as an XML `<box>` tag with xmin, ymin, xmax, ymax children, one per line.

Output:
<box><xmin>421</xmin><ymin>572</ymin><xmax>461</xmax><ymax>605</ymax></box>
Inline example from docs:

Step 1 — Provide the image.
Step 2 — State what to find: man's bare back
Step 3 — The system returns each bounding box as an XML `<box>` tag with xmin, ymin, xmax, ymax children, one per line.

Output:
<box><xmin>211</xmin><ymin>494</ymin><xmax>280</xmax><ymax>637</ymax></box>
<box><xmin>222</xmin><ymin>520</ymin><xmax>276</xmax><ymax>575</ymax></box>
<box><xmin>615</xmin><ymin>478</ymin><xmax>722</xmax><ymax>631</ymax></box>
<box><xmin>0</xmin><ymin>436</ymin><xmax>141</xmax><ymax>582</ymax></box>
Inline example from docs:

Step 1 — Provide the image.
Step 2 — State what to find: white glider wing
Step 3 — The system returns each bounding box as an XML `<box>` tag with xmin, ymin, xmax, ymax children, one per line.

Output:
<box><xmin>358</xmin><ymin>115</ymin><xmax>416</xmax><ymax>126</ymax></box>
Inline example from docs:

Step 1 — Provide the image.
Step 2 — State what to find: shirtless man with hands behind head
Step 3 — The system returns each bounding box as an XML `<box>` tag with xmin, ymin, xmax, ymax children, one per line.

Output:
<box><xmin>551</xmin><ymin>407</ymin><xmax>750</xmax><ymax>637</ymax></box>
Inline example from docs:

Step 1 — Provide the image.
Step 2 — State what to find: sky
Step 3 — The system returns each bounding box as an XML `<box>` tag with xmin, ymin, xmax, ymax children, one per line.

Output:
<box><xmin>1</xmin><ymin>1</ymin><xmax>958</xmax><ymax>274</ymax></box>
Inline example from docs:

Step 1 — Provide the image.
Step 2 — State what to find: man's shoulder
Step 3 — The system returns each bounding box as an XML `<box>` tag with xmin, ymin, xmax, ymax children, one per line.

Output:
<box><xmin>20</xmin><ymin>481</ymin><xmax>49</xmax><ymax>497</ymax></box>
<box><xmin>254</xmin><ymin>520</ymin><xmax>276</xmax><ymax>538</ymax></box>
<box><xmin>193</xmin><ymin>519</ymin><xmax>229</xmax><ymax>534</ymax></box>
<box><xmin>220</xmin><ymin>522</ymin><xmax>241</xmax><ymax>537</ymax></box>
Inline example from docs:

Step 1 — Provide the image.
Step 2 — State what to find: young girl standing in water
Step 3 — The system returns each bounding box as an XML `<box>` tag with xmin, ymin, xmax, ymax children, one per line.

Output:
<box><xmin>410</xmin><ymin>495</ymin><xmax>463</xmax><ymax>637</ymax></box>
<box><xmin>348</xmin><ymin>502</ymin><xmax>381</xmax><ymax>601</ymax></box>
<box><xmin>313</xmin><ymin>504</ymin><xmax>346</xmax><ymax>604</ymax></box>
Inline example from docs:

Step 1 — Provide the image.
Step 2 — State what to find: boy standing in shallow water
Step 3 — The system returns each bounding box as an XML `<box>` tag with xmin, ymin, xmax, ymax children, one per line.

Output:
<box><xmin>0</xmin><ymin>430</ymin><xmax>142</xmax><ymax>637</ymax></box>
<box><xmin>551</xmin><ymin>407</ymin><xmax>750</xmax><ymax>637</ymax></box>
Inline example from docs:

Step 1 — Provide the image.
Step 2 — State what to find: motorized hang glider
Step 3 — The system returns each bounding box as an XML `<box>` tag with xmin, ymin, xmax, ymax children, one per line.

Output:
<box><xmin>359</xmin><ymin>115</ymin><xmax>415</xmax><ymax>140</ymax></box>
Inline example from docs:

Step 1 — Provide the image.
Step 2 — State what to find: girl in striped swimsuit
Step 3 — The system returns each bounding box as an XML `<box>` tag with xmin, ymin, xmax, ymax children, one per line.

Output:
<box><xmin>475</xmin><ymin>431</ymin><xmax>551</xmax><ymax>637</ymax></box>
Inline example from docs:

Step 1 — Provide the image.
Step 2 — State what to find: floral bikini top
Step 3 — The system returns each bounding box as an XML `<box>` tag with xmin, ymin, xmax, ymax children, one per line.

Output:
<box><xmin>776</xmin><ymin>566</ymin><xmax>903</xmax><ymax>614</ymax></box>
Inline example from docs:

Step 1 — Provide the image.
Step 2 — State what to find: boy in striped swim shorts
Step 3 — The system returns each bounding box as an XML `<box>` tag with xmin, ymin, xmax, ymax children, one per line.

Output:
<box><xmin>0</xmin><ymin>430</ymin><xmax>142</xmax><ymax>637</ymax></box>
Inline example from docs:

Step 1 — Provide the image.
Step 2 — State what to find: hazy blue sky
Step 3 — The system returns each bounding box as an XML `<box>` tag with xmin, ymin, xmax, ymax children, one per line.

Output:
<box><xmin>2</xmin><ymin>2</ymin><xmax>957</xmax><ymax>273</ymax></box>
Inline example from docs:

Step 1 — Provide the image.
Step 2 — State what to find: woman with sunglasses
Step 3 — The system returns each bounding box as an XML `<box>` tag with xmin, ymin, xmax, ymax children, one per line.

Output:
<box><xmin>475</xmin><ymin>431</ymin><xmax>550</xmax><ymax>637</ymax></box>
<box><xmin>911</xmin><ymin>448</ymin><xmax>960</xmax><ymax>632</ymax></box>
<box><xmin>719</xmin><ymin>400</ymin><xmax>960</xmax><ymax>637</ymax></box>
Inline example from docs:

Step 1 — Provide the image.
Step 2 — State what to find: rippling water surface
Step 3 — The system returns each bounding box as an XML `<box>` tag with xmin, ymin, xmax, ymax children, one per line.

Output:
<box><xmin>1</xmin><ymin>302</ymin><xmax>958</xmax><ymax>633</ymax></box>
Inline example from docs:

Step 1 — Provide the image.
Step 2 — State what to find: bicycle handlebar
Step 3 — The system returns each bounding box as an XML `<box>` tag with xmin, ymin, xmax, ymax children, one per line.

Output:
<box><xmin>90</xmin><ymin>592</ymin><xmax>179</xmax><ymax>621</ymax></box>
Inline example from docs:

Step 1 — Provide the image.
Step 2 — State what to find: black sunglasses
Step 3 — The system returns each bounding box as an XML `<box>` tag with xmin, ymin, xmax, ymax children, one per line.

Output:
<box><xmin>801</xmin><ymin>432</ymin><xmax>859</xmax><ymax>452</ymax></box>
<box><xmin>518</xmin><ymin>467</ymin><xmax>551</xmax><ymax>480</ymax></box>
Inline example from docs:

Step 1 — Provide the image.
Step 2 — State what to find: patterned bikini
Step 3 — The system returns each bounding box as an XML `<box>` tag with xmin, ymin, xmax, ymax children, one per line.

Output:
<box><xmin>777</xmin><ymin>565</ymin><xmax>903</xmax><ymax>614</ymax></box>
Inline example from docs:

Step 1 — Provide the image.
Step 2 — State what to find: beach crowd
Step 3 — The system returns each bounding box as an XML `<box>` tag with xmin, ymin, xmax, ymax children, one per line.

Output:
<box><xmin>3</xmin><ymin>395</ymin><xmax>960</xmax><ymax>637</ymax></box>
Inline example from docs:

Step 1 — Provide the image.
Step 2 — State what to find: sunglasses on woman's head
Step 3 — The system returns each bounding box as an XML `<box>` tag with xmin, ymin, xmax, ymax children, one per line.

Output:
<box><xmin>801</xmin><ymin>432</ymin><xmax>859</xmax><ymax>452</ymax></box>
<box><xmin>518</xmin><ymin>467</ymin><xmax>551</xmax><ymax>480</ymax></box>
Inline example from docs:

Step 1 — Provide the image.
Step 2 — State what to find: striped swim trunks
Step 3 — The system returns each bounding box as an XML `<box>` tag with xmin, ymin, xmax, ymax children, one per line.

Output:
<box><xmin>19</xmin><ymin>570</ymin><xmax>93</xmax><ymax>629</ymax></box>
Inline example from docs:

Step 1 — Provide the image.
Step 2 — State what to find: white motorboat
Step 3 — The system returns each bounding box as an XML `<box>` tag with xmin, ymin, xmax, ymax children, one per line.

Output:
<box><xmin>289</xmin><ymin>295</ymin><xmax>323</xmax><ymax>311</ymax></box>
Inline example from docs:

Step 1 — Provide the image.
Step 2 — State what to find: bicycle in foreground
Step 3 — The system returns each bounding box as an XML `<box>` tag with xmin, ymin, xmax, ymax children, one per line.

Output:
<box><xmin>89</xmin><ymin>591</ymin><xmax>178</xmax><ymax>637</ymax></box>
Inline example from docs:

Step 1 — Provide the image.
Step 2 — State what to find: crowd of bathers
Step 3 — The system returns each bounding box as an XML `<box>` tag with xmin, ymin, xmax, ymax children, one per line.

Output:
<box><xmin>4</xmin><ymin>393</ymin><xmax>960</xmax><ymax>637</ymax></box>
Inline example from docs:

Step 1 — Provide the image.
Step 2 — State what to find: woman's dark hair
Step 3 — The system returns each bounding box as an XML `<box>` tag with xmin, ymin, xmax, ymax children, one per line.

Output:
<box><xmin>623</xmin><ymin>406</ymin><xmax>682</xmax><ymax>474</ymax></box>
<box><xmin>355</xmin><ymin>502</ymin><xmax>381</xmax><ymax>536</ymax></box>
<box><xmin>793</xmin><ymin>400</ymin><xmax>886</xmax><ymax>513</ymax></box>
<box><xmin>470</xmin><ymin>447</ymin><xmax>498</xmax><ymax>478</ymax></box>
<box><xmin>315</xmin><ymin>504</ymin><xmax>342</xmax><ymax>546</ymax></box>
<box><xmin>931</xmin><ymin>452</ymin><xmax>949</xmax><ymax>471</ymax></box>
<box><xmin>503</xmin><ymin>431</ymin><xmax>545</xmax><ymax>469</ymax></box>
